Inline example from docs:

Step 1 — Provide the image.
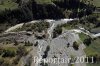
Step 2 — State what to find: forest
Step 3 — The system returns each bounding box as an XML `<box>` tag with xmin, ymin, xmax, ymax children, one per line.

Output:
<box><xmin>0</xmin><ymin>0</ymin><xmax>97</xmax><ymax>33</ymax></box>
<box><xmin>0</xmin><ymin>0</ymin><xmax>95</xmax><ymax>23</ymax></box>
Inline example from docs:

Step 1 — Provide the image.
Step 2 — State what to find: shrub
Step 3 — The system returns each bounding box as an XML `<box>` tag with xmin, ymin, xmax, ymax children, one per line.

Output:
<box><xmin>25</xmin><ymin>41</ymin><xmax>33</xmax><ymax>46</ymax></box>
<box><xmin>83</xmin><ymin>38</ymin><xmax>92</xmax><ymax>46</ymax></box>
<box><xmin>53</xmin><ymin>25</ymin><xmax>62</xmax><ymax>38</ymax></box>
<box><xmin>73</xmin><ymin>41</ymin><xmax>79</xmax><ymax>50</ymax></box>
<box><xmin>2</xmin><ymin>48</ymin><xmax>17</xmax><ymax>57</ymax></box>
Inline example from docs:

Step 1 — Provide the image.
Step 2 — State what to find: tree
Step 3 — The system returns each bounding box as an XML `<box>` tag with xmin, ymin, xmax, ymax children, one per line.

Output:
<box><xmin>73</xmin><ymin>41</ymin><xmax>79</xmax><ymax>50</ymax></box>
<box><xmin>25</xmin><ymin>41</ymin><xmax>33</xmax><ymax>46</ymax></box>
<box><xmin>43</xmin><ymin>45</ymin><xmax>50</xmax><ymax>58</ymax></box>
<box><xmin>67</xmin><ymin>43</ymin><xmax>70</xmax><ymax>48</ymax></box>
<box><xmin>34</xmin><ymin>41</ymin><xmax>38</xmax><ymax>47</ymax></box>
<box><xmin>83</xmin><ymin>38</ymin><xmax>91</xmax><ymax>46</ymax></box>
<box><xmin>53</xmin><ymin>25</ymin><xmax>62</xmax><ymax>38</ymax></box>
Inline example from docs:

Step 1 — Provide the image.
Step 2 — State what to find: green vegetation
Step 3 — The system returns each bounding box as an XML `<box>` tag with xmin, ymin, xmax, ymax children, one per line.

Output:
<box><xmin>12</xmin><ymin>21</ymin><xmax>50</xmax><ymax>32</ymax></box>
<box><xmin>53</xmin><ymin>20</ymin><xmax>79</xmax><ymax>38</ymax></box>
<box><xmin>84</xmin><ymin>38</ymin><xmax>100</xmax><ymax>56</ymax></box>
<box><xmin>0</xmin><ymin>41</ymin><xmax>32</xmax><ymax>66</ymax></box>
<box><xmin>79</xmin><ymin>33</ymin><xmax>100</xmax><ymax>56</ymax></box>
<box><xmin>2</xmin><ymin>47</ymin><xmax>17</xmax><ymax>57</ymax></box>
<box><xmin>53</xmin><ymin>25</ymin><xmax>62</xmax><ymax>38</ymax></box>
<box><xmin>62</xmin><ymin>24</ymin><xmax>75</xmax><ymax>30</ymax></box>
<box><xmin>93</xmin><ymin>0</ymin><xmax>100</xmax><ymax>7</ymax></box>
<box><xmin>0</xmin><ymin>0</ymin><xmax>99</xmax><ymax>66</ymax></box>
<box><xmin>70</xmin><ymin>64</ymin><xmax>74</xmax><ymax>66</ymax></box>
<box><xmin>79</xmin><ymin>33</ymin><xmax>100</xmax><ymax>66</ymax></box>
<box><xmin>0</xmin><ymin>0</ymin><xmax>95</xmax><ymax>32</ymax></box>
<box><xmin>73</xmin><ymin>41</ymin><xmax>79</xmax><ymax>50</ymax></box>
<box><xmin>62</xmin><ymin>20</ymin><xmax>79</xmax><ymax>30</ymax></box>
<box><xmin>17</xmin><ymin>46</ymin><xmax>28</xmax><ymax>56</ymax></box>
<box><xmin>79</xmin><ymin>33</ymin><xmax>90</xmax><ymax>42</ymax></box>
<box><xmin>78</xmin><ymin>32</ymin><xmax>100</xmax><ymax>65</ymax></box>
<box><xmin>25</xmin><ymin>41</ymin><xmax>33</xmax><ymax>46</ymax></box>
<box><xmin>0</xmin><ymin>0</ymin><xmax>18</xmax><ymax>11</ymax></box>
<box><xmin>35</xmin><ymin>0</ymin><xmax>52</xmax><ymax>4</ymax></box>
<box><xmin>84</xmin><ymin>37</ymin><xmax>100</xmax><ymax>66</ymax></box>
<box><xmin>43</xmin><ymin>45</ymin><xmax>50</xmax><ymax>58</ymax></box>
<box><xmin>79</xmin><ymin>14</ymin><xmax>98</xmax><ymax>30</ymax></box>
<box><xmin>87</xmin><ymin>63</ymin><xmax>100</xmax><ymax>66</ymax></box>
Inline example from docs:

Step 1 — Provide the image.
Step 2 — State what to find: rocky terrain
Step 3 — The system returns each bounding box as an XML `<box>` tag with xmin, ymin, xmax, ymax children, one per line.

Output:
<box><xmin>0</xmin><ymin>19</ymin><xmax>100</xmax><ymax>66</ymax></box>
